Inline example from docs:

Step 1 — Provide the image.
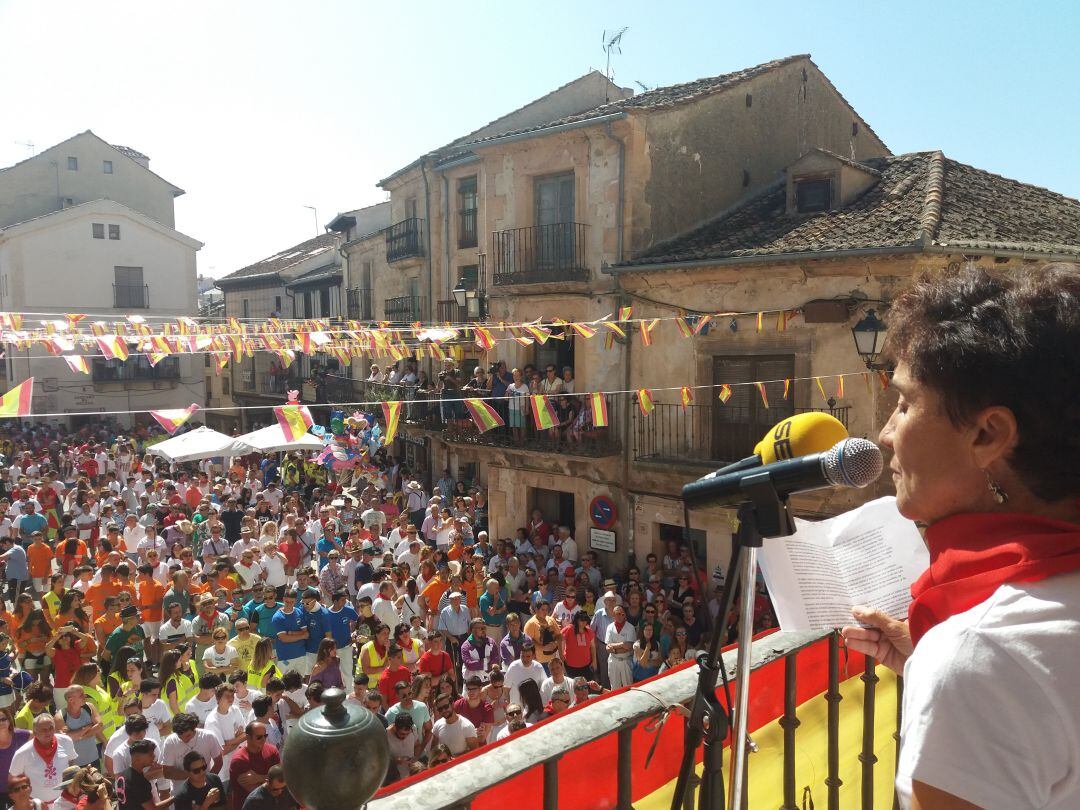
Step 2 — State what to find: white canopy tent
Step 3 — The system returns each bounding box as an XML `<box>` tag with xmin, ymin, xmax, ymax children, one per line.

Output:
<box><xmin>235</xmin><ymin>424</ymin><xmax>324</xmax><ymax>453</ymax></box>
<box><xmin>147</xmin><ymin>426</ymin><xmax>255</xmax><ymax>463</ymax></box>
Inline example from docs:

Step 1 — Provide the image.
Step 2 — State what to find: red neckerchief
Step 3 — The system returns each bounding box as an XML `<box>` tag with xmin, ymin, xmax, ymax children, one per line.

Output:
<box><xmin>909</xmin><ymin>512</ymin><xmax>1080</xmax><ymax>646</ymax></box>
<box><xmin>33</xmin><ymin>735</ymin><xmax>58</xmax><ymax>764</ymax></box>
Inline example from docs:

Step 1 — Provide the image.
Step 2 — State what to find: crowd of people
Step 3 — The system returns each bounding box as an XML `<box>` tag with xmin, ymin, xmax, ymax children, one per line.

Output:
<box><xmin>0</xmin><ymin>417</ymin><xmax>775</xmax><ymax>809</ymax></box>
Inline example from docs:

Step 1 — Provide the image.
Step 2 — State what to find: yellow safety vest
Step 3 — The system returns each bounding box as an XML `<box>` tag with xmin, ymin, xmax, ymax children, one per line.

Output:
<box><xmin>83</xmin><ymin>684</ymin><xmax>121</xmax><ymax>738</ymax></box>
<box><xmin>165</xmin><ymin>670</ymin><xmax>199</xmax><ymax>715</ymax></box>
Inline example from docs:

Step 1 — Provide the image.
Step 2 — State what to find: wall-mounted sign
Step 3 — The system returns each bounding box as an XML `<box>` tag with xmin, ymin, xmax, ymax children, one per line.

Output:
<box><xmin>589</xmin><ymin>495</ymin><xmax>618</xmax><ymax>530</ymax></box>
<box><xmin>590</xmin><ymin>527</ymin><xmax>616</xmax><ymax>553</ymax></box>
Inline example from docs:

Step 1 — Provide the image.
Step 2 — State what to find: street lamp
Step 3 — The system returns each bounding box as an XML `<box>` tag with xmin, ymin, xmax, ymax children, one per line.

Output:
<box><xmin>851</xmin><ymin>308</ymin><xmax>888</xmax><ymax>369</ymax></box>
<box><xmin>452</xmin><ymin>273</ymin><xmax>485</xmax><ymax>320</ymax></box>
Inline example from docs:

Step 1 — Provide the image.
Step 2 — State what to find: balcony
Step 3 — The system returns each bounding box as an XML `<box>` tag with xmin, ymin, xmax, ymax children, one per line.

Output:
<box><xmin>436</xmin><ymin>299</ymin><xmax>468</xmax><ymax>323</ymax></box>
<box><xmin>93</xmin><ymin>356</ymin><xmax>179</xmax><ymax>383</ymax></box>
<box><xmin>492</xmin><ymin>222</ymin><xmax>589</xmax><ymax>285</ymax></box>
<box><xmin>458</xmin><ymin>207</ymin><xmax>478</xmax><ymax>249</ymax></box>
<box><xmin>324</xmin><ymin>375</ymin><xmax>404</xmax><ymax>406</ymax></box>
<box><xmin>113</xmin><ymin>283</ymin><xmax>149</xmax><ymax>308</ymax></box>
<box><xmin>385</xmin><ymin>218</ymin><xmax>425</xmax><ymax>263</ymax></box>
<box><xmin>346</xmin><ymin>287</ymin><xmax>373</xmax><ymax>321</ymax></box>
<box><xmin>634</xmin><ymin>403</ymin><xmax>850</xmax><ymax>467</ymax></box>
<box><xmin>384</xmin><ymin>295</ymin><xmax>425</xmax><ymax>324</ymax></box>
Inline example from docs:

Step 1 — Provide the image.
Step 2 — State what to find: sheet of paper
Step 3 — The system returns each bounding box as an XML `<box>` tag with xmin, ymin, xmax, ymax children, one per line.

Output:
<box><xmin>757</xmin><ymin>496</ymin><xmax>929</xmax><ymax>631</ymax></box>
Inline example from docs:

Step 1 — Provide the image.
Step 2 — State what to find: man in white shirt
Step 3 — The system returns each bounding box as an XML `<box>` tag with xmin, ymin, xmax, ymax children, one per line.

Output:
<box><xmin>395</xmin><ymin>535</ymin><xmax>422</xmax><ymax>574</ymax></box>
<box><xmin>123</xmin><ymin>514</ymin><xmax>146</xmax><ymax>553</ymax></box>
<box><xmin>557</xmin><ymin>526</ymin><xmax>579</xmax><ymax>563</ymax></box>
<box><xmin>10</xmin><ymin>713</ymin><xmax>78</xmax><ymax>803</ymax></box>
<box><xmin>386</xmin><ymin>515</ymin><xmax>410</xmax><ymax>553</ymax></box>
<box><xmin>431</xmin><ymin>697</ymin><xmax>478</xmax><ymax>756</ymax></box>
<box><xmin>604</xmin><ymin>606</ymin><xmax>636</xmax><ymax>690</ymax></box>
<box><xmin>203</xmin><ymin>684</ymin><xmax>247</xmax><ymax>782</ymax></box>
<box><xmin>361</xmin><ymin>498</ymin><xmax>387</xmax><ymax>536</ymax></box>
<box><xmin>230</xmin><ymin>528</ymin><xmax>260</xmax><ymax>561</ymax></box>
<box><xmin>136</xmin><ymin>525</ymin><xmax>169</xmax><ymax>563</ymax></box>
<box><xmin>503</xmin><ymin>641</ymin><xmax>547</xmax><ymax>706</ymax></box>
<box><xmin>160</xmin><ymin>712</ymin><xmax>224</xmax><ymax>794</ymax></box>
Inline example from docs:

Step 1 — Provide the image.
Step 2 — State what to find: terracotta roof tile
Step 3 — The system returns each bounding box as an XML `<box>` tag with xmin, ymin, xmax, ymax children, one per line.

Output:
<box><xmin>218</xmin><ymin>232</ymin><xmax>339</xmax><ymax>285</ymax></box>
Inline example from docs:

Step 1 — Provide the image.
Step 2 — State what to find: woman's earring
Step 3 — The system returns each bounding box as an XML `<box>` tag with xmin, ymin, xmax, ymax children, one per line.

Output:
<box><xmin>985</xmin><ymin>470</ymin><xmax>1009</xmax><ymax>505</ymax></box>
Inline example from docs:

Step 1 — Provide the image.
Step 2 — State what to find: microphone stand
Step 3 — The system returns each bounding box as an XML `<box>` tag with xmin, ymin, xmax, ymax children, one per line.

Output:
<box><xmin>670</xmin><ymin>472</ymin><xmax>796</xmax><ymax>810</ymax></box>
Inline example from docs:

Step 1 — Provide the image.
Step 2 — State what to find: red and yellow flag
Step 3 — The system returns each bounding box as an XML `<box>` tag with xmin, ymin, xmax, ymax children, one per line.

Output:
<box><xmin>639</xmin><ymin>319</ymin><xmax>659</xmax><ymax>347</ymax></box>
<box><xmin>64</xmin><ymin>356</ymin><xmax>89</xmax><ymax>375</ymax></box>
<box><xmin>569</xmin><ymin>322</ymin><xmax>597</xmax><ymax>339</ymax></box>
<box><xmin>381</xmin><ymin>401</ymin><xmax>402</xmax><ymax>445</ymax></box>
<box><xmin>618</xmin><ymin>306</ymin><xmax>633</xmax><ymax>322</ymax></box>
<box><xmin>150</xmin><ymin>404</ymin><xmax>199</xmax><ymax>435</ymax></box>
<box><xmin>680</xmin><ymin>386</ymin><xmax>693</xmax><ymax>408</ymax></box>
<box><xmin>815</xmin><ymin>377</ymin><xmax>828</xmax><ymax>402</ymax></box>
<box><xmin>718</xmin><ymin>384</ymin><xmax>733</xmax><ymax>404</ymax></box>
<box><xmin>464</xmin><ymin>399</ymin><xmax>505</xmax><ymax>433</ymax></box>
<box><xmin>755</xmin><ymin>381</ymin><xmax>770</xmax><ymax>409</ymax></box>
<box><xmin>878</xmin><ymin>370</ymin><xmax>891</xmax><ymax>390</ymax></box>
<box><xmin>589</xmin><ymin>392</ymin><xmax>609</xmax><ymax>427</ymax></box>
<box><xmin>782</xmin><ymin>379</ymin><xmax>791</xmax><ymax>400</ymax></box>
<box><xmin>530</xmin><ymin>395</ymin><xmax>559</xmax><ymax>431</ymax></box>
<box><xmin>675</xmin><ymin>317</ymin><xmax>694</xmax><ymax>338</ymax></box>
<box><xmin>96</xmin><ymin>335</ymin><xmax>129</xmax><ymax>362</ymax></box>
<box><xmin>835</xmin><ymin>376</ymin><xmax>845</xmax><ymax>398</ymax></box>
<box><xmin>601</xmin><ymin>321</ymin><xmax>625</xmax><ymax>339</ymax></box>
<box><xmin>637</xmin><ymin>388</ymin><xmax>655</xmax><ymax>416</ymax></box>
<box><xmin>473</xmin><ymin>326</ymin><xmax>496</xmax><ymax>351</ymax></box>
<box><xmin>756</xmin><ymin>312</ymin><xmax>764</xmax><ymax>332</ymax></box>
<box><xmin>693</xmin><ymin>314</ymin><xmax>713</xmax><ymax>335</ymax></box>
<box><xmin>0</xmin><ymin>379</ymin><xmax>33</xmax><ymax>418</ymax></box>
<box><xmin>275</xmin><ymin>404</ymin><xmax>314</xmax><ymax>441</ymax></box>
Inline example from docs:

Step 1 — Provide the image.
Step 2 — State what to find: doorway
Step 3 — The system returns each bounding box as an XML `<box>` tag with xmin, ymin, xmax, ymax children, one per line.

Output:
<box><xmin>529</xmin><ymin>487</ymin><xmax>575</xmax><ymax>532</ymax></box>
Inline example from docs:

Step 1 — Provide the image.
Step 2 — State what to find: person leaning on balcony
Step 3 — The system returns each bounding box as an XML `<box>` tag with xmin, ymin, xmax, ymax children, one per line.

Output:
<box><xmin>841</xmin><ymin>263</ymin><xmax>1080</xmax><ymax>810</ymax></box>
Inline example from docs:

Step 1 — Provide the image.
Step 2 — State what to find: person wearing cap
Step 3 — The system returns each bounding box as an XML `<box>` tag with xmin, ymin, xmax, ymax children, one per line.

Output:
<box><xmin>591</xmin><ymin>590</ymin><xmax>620</xmax><ymax>688</ymax></box>
<box><xmin>104</xmin><ymin>605</ymin><xmax>147</xmax><ymax>664</ymax></box>
<box><xmin>404</xmin><ymin>480</ymin><xmax>426</xmax><ymax>530</ymax></box>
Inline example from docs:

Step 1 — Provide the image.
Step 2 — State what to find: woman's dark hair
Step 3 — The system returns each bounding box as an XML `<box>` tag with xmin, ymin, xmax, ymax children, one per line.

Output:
<box><xmin>517</xmin><ymin>678</ymin><xmax>544</xmax><ymax>719</ymax></box>
<box><xmin>885</xmin><ymin>263</ymin><xmax>1080</xmax><ymax>500</ymax></box>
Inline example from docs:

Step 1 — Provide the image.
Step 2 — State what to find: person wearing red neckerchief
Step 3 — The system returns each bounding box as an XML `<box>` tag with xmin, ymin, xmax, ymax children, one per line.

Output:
<box><xmin>841</xmin><ymin>264</ymin><xmax>1080</xmax><ymax>810</ymax></box>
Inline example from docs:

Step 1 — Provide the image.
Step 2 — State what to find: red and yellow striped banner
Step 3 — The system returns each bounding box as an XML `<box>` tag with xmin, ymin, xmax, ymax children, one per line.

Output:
<box><xmin>718</xmin><ymin>384</ymin><xmax>733</xmax><ymax>404</ymax></box>
<box><xmin>150</xmin><ymin>403</ymin><xmax>199</xmax><ymax>435</ymax></box>
<box><xmin>463</xmin><ymin>398</ymin><xmax>504</xmax><ymax>433</ymax></box>
<box><xmin>530</xmin><ymin>395</ymin><xmax>559</xmax><ymax>430</ymax></box>
<box><xmin>637</xmin><ymin>388</ymin><xmax>655</xmax><ymax>416</ymax></box>
<box><xmin>680</xmin><ymin>386</ymin><xmax>693</xmax><ymax>408</ymax></box>
<box><xmin>755</xmin><ymin>381</ymin><xmax>770</xmax><ymax>408</ymax></box>
<box><xmin>589</xmin><ymin>392</ymin><xmax>609</xmax><ymax>427</ymax></box>
<box><xmin>381</xmin><ymin>401</ymin><xmax>402</xmax><ymax>444</ymax></box>
<box><xmin>0</xmin><ymin>379</ymin><xmax>33</xmax><ymax>418</ymax></box>
<box><xmin>275</xmin><ymin>404</ymin><xmax>314</xmax><ymax>441</ymax></box>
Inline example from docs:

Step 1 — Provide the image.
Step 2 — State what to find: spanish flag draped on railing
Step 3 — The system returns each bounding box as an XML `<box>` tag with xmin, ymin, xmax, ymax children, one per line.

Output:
<box><xmin>150</xmin><ymin>403</ymin><xmax>200</xmax><ymax>435</ymax></box>
<box><xmin>463</xmin><ymin>398</ymin><xmax>504</xmax><ymax>433</ymax></box>
<box><xmin>381</xmin><ymin>401</ymin><xmax>402</xmax><ymax>444</ymax></box>
<box><xmin>275</xmin><ymin>404</ymin><xmax>314</xmax><ymax>441</ymax></box>
<box><xmin>0</xmin><ymin>379</ymin><xmax>33</xmax><ymax>418</ymax></box>
<box><xmin>530</xmin><ymin>395</ymin><xmax>559</xmax><ymax>431</ymax></box>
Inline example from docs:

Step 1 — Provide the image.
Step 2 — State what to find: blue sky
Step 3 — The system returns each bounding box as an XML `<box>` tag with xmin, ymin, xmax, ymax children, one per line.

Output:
<box><xmin>1</xmin><ymin>0</ymin><xmax>1076</xmax><ymax>278</ymax></box>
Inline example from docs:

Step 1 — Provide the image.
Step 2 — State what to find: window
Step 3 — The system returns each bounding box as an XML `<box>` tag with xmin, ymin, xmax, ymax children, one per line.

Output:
<box><xmin>113</xmin><ymin>267</ymin><xmax>147</xmax><ymax>308</ymax></box>
<box><xmin>405</xmin><ymin>197</ymin><xmax>418</xmax><ymax>221</ymax></box>
<box><xmin>108</xmin><ymin>224</ymin><xmax>120</xmax><ymax>240</ymax></box>
<box><xmin>103</xmin><ymin>160</ymin><xmax>113</xmax><ymax>174</ymax></box>
<box><xmin>221</xmin><ymin>376</ymin><xmax>230</xmax><ymax>395</ymax></box>
<box><xmin>92</xmin><ymin>223</ymin><xmax>105</xmax><ymax>239</ymax></box>
<box><xmin>274</xmin><ymin>296</ymin><xmax>282</xmax><ymax>313</ymax></box>
<box><xmin>67</xmin><ymin>157</ymin><xmax>78</xmax><ymax>171</ymax></box>
<box><xmin>92</xmin><ymin>355</ymin><xmax>179</xmax><ymax>382</ymax></box>
<box><xmin>795</xmin><ymin>178</ymin><xmax>832</xmax><ymax>213</ymax></box>
<box><xmin>458</xmin><ymin>176</ymin><xmax>478</xmax><ymax>248</ymax></box>
<box><xmin>242</xmin><ymin>299</ymin><xmax>250</xmax><ymax>319</ymax></box>
<box><xmin>712</xmin><ymin>355</ymin><xmax>795</xmax><ymax>461</ymax></box>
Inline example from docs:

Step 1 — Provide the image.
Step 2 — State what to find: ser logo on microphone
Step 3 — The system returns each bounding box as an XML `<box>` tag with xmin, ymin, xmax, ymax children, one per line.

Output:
<box><xmin>771</xmin><ymin>420</ymin><xmax>794</xmax><ymax>461</ymax></box>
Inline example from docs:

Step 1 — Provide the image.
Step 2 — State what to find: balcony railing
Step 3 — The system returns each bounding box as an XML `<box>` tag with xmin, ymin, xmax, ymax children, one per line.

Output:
<box><xmin>492</xmin><ymin>222</ymin><xmax>589</xmax><ymax>285</ymax></box>
<box><xmin>368</xmin><ymin>630</ymin><xmax>903</xmax><ymax>810</ymax></box>
<box><xmin>436</xmin><ymin>299</ymin><xmax>467</xmax><ymax>323</ymax></box>
<box><xmin>458</xmin><ymin>207</ymin><xmax>478</xmax><ymax>249</ymax></box>
<box><xmin>384</xmin><ymin>296</ymin><xmax>425</xmax><ymax>324</ymax></box>
<box><xmin>346</xmin><ymin>287</ymin><xmax>373</xmax><ymax>321</ymax></box>
<box><xmin>634</xmin><ymin>403</ymin><xmax>851</xmax><ymax>467</ymax></box>
<box><xmin>93</xmin><ymin>356</ymin><xmax>179</xmax><ymax>382</ymax></box>
<box><xmin>385</xmin><ymin>218</ymin><xmax>425</xmax><ymax>262</ymax></box>
<box><xmin>113</xmin><ymin>283</ymin><xmax>149</xmax><ymax>308</ymax></box>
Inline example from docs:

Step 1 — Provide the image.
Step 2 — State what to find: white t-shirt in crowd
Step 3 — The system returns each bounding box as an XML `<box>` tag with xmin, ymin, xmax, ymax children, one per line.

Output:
<box><xmin>185</xmin><ymin>694</ymin><xmax>217</xmax><ymax>726</ymax></box>
<box><xmin>161</xmin><ymin>728</ymin><xmax>223</xmax><ymax>794</ymax></box>
<box><xmin>205</xmin><ymin>705</ymin><xmax>247</xmax><ymax>780</ymax></box>
<box><xmin>202</xmin><ymin>645</ymin><xmax>239</xmax><ymax>672</ymax></box>
<box><xmin>432</xmin><ymin>714</ymin><xmax>477</xmax><ymax>756</ymax></box>
<box><xmin>10</xmin><ymin>733</ymin><xmax>77</xmax><ymax>802</ymax></box>
<box><xmin>896</xmin><ymin>570</ymin><xmax>1080</xmax><ymax>809</ymax></box>
<box><xmin>503</xmin><ymin>659</ymin><xmax>547</xmax><ymax>707</ymax></box>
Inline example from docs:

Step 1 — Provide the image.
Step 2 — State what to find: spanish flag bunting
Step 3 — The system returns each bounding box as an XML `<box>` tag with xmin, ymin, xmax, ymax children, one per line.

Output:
<box><xmin>275</xmin><ymin>350</ymin><xmax>295</xmax><ymax>368</ymax></box>
<box><xmin>310</xmin><ymin>331</ymin><xmax>332</xmax><ymax>347</ymax></box>
<box><xmin>863</xmin><ymin>372</ymin><xmax>872</xmax><ymax>394</ymax></box>
<box><xmin>147</xmin><ymin>351</ymin><xmax>170</xmax><ymax>367</ymax></box>
<box><xmin>524</xmin><ymin>325</ymin><xmax>550</xmax><ymax>344</ymax></box>
<box><xmin>776</xmin><ymin>310</ymin><xmax>790</xmax><ymax>332</ymax></box>
<box><xmin>195</xmin><ymin>335</ymin><xmax>214</xmax><ymax>351</ymax></box>
<box><xmin>90</xmin><ymin>322</ymin><xmax>106</xmax><ymax>337</ymax></box>
<box><xmin>815</xmin><ymin>376</ymin><xmax>828</xmax><ymax>402</ymax></box>
<box><xmin>878</xmin><ymin>370</ymin><xmax>891</xmax><ymax>390</ymax></box>
<box><xmin>603</xmin><ymin>331</ymin><xmax>615</xmax><ymax>351</ymax></box>
<box><xmin>569</xmin><ymin>322</ymin><xmax>597</xmax><ymax>339</ymax></box>
<box><xmin>0</xmin><ymin>379</ymin><xmax>33</xmax><ymax>418</ymax></box>
<box><xmin>65</xmin><ymin>314</ymin><xmax>86</xmax><ymax>329</ymax></box>
<box><xmin>675</xmin><ymin>316</ymin><xmax>694</xmax><ymax>338</ymax></box>
<box><xmin>295</xmin><ymin>333</ymin><xmax>313</xmax><ymax>355</ymax></box>
<box><xmin>783</xmin><ymin>378</ymin><xmax>791</xmax><ymax>400</ymax></box>
<box><xmin>755</xmin><ymin>381</ymin><xmax>770</xmax><ymax>409</ymax></box>
<box><xmin>718</xmin><ymin>384</ymin><xmax>733</xmax><ymax>404</ymax></box>
<box><xmin>464</xmin><ymin>398</ymin><xmax>505</xmax><ymax>433</ymax></box>
<box><xmin>474</xmin><ymin>326</ymin><xmax>496</xmax><ymax>351</ymax></box>
<box><xmin>0</xmin><ymin>314</ymin><xmax>22</xmax><ymax>330</ymax></box>
<box><xmin>637</xmin><ymin>388</ymin><xmax>655</xmax><ymax>416</ymax></box>
<box><xmin>530</xmin><ymin>395</ymin><xmax>559</xmax><ymax>431</ymax></box>
<box><xmin>680</xmin><ymin>386</ymin><xmax>694</xmax><ymax>408</ymax></box>
<box><xmin>601</xmin><ymin>321</ymin><xmax>625</xmax><ymax>338</ymax></box>
<box><xmin>381</xmin><ymin>401</ymin><xmax>402</xmax><ymax>445</ymax></box>
<box><xmin>835</xmin><ymin>376</ymin><xmax>845</xmax><ymax>398</ymax></box>
<box><xmin>212</xmin><ymin>353</ymin><xmax>229</xmax><ymax>375</ymax></box>
<box><xmin>150</xmin><ymin>403</ymin><xmax>199</xmax><ymax>435</ymax></box>
<box><xmin>151</xmin><ymin>336</ymin><xmax>172</xmax><ymax>355</ymax></box>
<box><xmin>618</xmin><ymin>306</ymin><xmax>633</xmax><ymax>322</ymax></box>
<box><xmin>589</xmin><ymin>392</ymin><xmax>609</xmax><ymax>427</ymax></box>
<box><xmin>64</xmin><ymin>356</ymin><xmax>89</xmax><ymax>375</ymax></box>
<box><xmin>639</xmin><ymin>319</ymin><xmax>659</xmax><ymax>347</ymax></box>
<box><xmin>756</xmin><ymin>312</ymin><xmax>764</xmax><ymax>333</ymax></box>
<box><xmin>275</xmin><ymin>404</ymin><xmax>314</xmax><ymax>442</ymax></box>
<box><xmin>227</xmin><ymin>335</ymin><xmax>244</xmax><ymax>362</ymax></box>
<box><xmin>96</xmin><ymin>335</ymin><xmax>129</xmax><ymax>362</ymax></box>
<box><xmin>269</xmin><ymin>318</ymin><xmax>282</xmax><ymax>333</ymax></box>
<box><xmin>513</xmin><ymin>336</ymin><xmax>535</xmax><ymax>347</ymax></box>
<box><xmin>693</xmin><ymin>314</ymin><xmax>713</xmax><ymax>335</ymax></box>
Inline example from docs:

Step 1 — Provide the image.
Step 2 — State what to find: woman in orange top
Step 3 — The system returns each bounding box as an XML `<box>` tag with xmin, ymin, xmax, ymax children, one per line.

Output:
<box><xmin>16</xmin><ymin>610</ymin><xmax>51</xmax><ymax>677</ymax></box>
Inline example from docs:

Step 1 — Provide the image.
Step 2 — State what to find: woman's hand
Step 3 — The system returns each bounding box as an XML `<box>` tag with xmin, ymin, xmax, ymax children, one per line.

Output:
<box><xmin>840</xmin><ymin>606</ymin><xmax>913</xmax><ymax>675</ymax></box>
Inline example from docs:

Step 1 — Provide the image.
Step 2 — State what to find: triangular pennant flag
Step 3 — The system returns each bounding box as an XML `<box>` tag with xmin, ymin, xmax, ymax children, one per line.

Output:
<box><xmin>675</xmin><ymin>317</ymin><xmax>694</xmax><ymax>338</ymax></box>
<box><xmin>463</xmin><ymin>398</ymin><xmax>505</xmax><ymax>433</ymax></box>
<box><xmin>569</xmin><ymin>322</ymin><xmax>597</xmax><ymax>339</ymax></box>
<box><xmin>603</xmin><ymin>331</ymin><xmax>615</xmax><ymax>351</ymax></box>
<box><xmin>835</xmin><ymin>376</ymin><xmax>845</xmax><ymax>399</ymax></box>
<box><xmin>473</xmin><ymin>326</ymin><xmax>496</xmax><ymax>351</ymax></box>
<box><xmin>146</xmin><ymin>351</ymin><xmax>170</xmax><ymax>367</ymax></box>
<box><xmin>381</xmin><ymin>401</ymin><xmax>402</xmax><ymax>445</ymax></box>
<box><xmin>64</xmin><ymin>356</ymin><xmax>89</xmax><ymax>375</ymax></box>
<box><xmin>639</xmin><ymin>319</ymin><xmax>659</xmax><ymax>347</ymax></box>
<box><xmin>637</xmin><ymin>388</ymin><xmax>655</xmax><ymax>416</ymax></box>
<box><xmin>755</xmin><ymin>381</ymin><xmax>770</xmax><ymax>409</ymax></box>
<box><xmin>618</xmin><ymin>306</ymin><xmax>633</xmax><ymax>322</ymax></box>
<box><xmin>776</xmin><ymin>310</ymin><xmax>790</xmax><ymax>332</ymax></box>
<box><xmin>96</xmin><ymin>335</ymin><xmax>129</xmax><ymax>362</ymax></box>
<box><xmin>718</xmin><ymin>384</ymin><xmax>733</xmax><ymax>404</ymax></box>
<box><xmin>680</xmin><ymin>386</ymin><xmax>693</xmax><ymax>408</ymax></box>
<box><xmin>815</xmin><ymin>377</ymin><xmax>828</xmax><ymax>402</ymax></box>
<box><xmin>275</xmin><ymin>404</ymin><xmax>314</xmax><ymax>441</ymax></box>
<box><xmin>530</xmin><ymin>395</ymin><xmax>559</xmax><ymax>431</ymax></box>
<box><xmin>212</xmin><ymin>353</ymin><xmax>229</xmax><ymax>375</ymax></box>
<box><xmin>601</xmin><ymin>321</ymin><xmax>625</xmax><ymax>339</ymax></box>
<box><xmin>782</xmin><ymin>379</ymin><xmax>791</xmax><ymax>400</ymax></box>
<box><xmin>589</xmin><ymin>392</ymin><xmax>609</xmax><ymax>427</ymax></box>
<box><xmin>0</xmin><ymin>379</ymin><xmax>33</xmax><ymax>417</ymax></box>
<box><xmin>863</xmin><ymin>372</ymin><xmax>873</xmax><ymax>394</ymax></box>
<box><xmin>150</xmin><ymin>404</ymin><xmax>199</xmax><ymax>435</ymax></box>
<box><xmin>693</xmin><ymin>314</ymin><xmax>713</xmax><ymax>335</ymax></box>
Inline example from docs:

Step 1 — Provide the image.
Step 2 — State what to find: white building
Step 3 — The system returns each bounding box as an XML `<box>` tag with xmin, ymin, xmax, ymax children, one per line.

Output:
<box><xmin>0</xmin><ymin>132</ymin><xmax>203</xmax><ymax>428</ymax></box>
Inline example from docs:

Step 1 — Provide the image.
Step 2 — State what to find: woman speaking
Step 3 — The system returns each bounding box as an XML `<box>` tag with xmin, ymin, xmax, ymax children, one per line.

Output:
<box><xmin>843</xmin><ymin>263</ymin><xmax>1080</xmax><ymax>809</ymax></box>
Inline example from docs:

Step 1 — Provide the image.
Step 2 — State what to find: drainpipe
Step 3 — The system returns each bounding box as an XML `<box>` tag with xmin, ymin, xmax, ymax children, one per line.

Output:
<box><xmin>420</xmin><ymin>161</ymin><xmax>434</xmax><ymax>324</ymax></box>
<box><xmin>442</xmin><ymin>173</ymin><xmax>452</xmax><ymax>304</ymax></box>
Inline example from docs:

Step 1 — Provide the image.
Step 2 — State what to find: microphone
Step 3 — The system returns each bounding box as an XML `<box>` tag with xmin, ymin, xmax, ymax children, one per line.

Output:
<box><xmin>681</xmin><ymin>438</ymin><xmax>884</xmax><ymax>507</ymax></box>
<box><xmin>715</xmin><ymin>411</ymin><xmax>849</xmax><ymax>474</ymax></box>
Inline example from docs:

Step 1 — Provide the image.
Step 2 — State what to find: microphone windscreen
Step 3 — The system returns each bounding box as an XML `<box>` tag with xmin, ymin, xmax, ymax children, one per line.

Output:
<box><xmin>754</xmin><ymin>411</ymin><xmax>849</xmax><ymax>464</ymax></box>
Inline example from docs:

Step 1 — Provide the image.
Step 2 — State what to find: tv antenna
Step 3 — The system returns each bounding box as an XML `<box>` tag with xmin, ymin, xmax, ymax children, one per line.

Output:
<box><xmin>602</xmin><ymin>27</ymin><xmax>628</xmax><ymax>82</ymax></box>
<box><xmin>634</xmin><ymin>80</ymin><xmax>652</xmax><ymax>93</ymax></box>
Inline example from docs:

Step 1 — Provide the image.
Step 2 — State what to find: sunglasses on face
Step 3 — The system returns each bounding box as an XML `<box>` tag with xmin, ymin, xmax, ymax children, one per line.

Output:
<box><xmin>188</xmin><ymin>765</ymin><xmax>207</xmax><ymax>774</ymax></box>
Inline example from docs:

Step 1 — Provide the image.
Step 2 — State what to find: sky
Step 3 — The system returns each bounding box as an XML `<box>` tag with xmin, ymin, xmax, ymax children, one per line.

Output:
<box><xmin>1</xmin><ymin>0</ymin><xmax>1077</xmax><ymax>280</ymax></box>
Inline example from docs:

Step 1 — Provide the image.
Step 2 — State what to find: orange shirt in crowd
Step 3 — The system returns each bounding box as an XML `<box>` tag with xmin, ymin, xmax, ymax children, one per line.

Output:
<box><xmin>27</xmin><ymin>542</ymin><xmax>54</xmax><ymax>579</ymax></box>
<box><xmin>421</xmin><ymin>578</ymin><xmax>450</xmax><ymax>613</ymax></box>
<box><xmin>84</xmin><ymin>581</ymin><xmax>136</xmax><ymax>618</ymax></box>
<box><xmin>94</xmin><ymin>613</ymin><xmax>121</xmax><ymax>646</ymax></box>
<box><xmin>137</xmin><ymin>578</ymin><xmax>165</xmax><ymax>622</ymax></box>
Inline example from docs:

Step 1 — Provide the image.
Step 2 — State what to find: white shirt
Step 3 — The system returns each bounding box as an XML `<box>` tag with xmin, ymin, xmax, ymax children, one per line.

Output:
<box><xmin>141</xmin><ymin>698</ymin><xmax>173</xmax><ymax>731</ymax></box>
<box><xmin>185</xmin><ymin>694</ymin><xmax>217</xmax><ymax>726</ymax></box>
<box><xmin>11</xmin><ymin>733</ymin><xmax>77</xmax><ymax>801</ymax></box>
<box><xmin>432</xmin><ymin>714</ymin><xmax>477</xmax><ymax>756</ymax></box>
<box><xmin>202</xmin><ymin>644</ymin><xmax>239</xmax><ymax>671</ymax></box>
<box><xmin>540</xmin><ymin>675</ymin><xmax>577</xmax><ymax>706</ymax></box>
<box><xmin>372</xmin><ymin>596</ymin><xmax>400</xmax><ymax>629</ymax></box>
<box><xmin>205</xmin><ymin>705</ymin><xmax>247</xmax><ymax>779</ymax></box>
<box><xmin>604</xmin><ymin>621</ymin><xmax>636</xmax><ymax>659</ymax></box>
<box><xmin>261</xmin><ymin>553</ymin><xmax>288</xmax><ymax>587</ymax></box>
<box><xmin>503</xmin><ymin>659</ymin><xmax>547</xmax><ymax>707</ymax></box>
<box><xmin>897</xmin><ymin>570</ymin><xmax>1080</xmax><ymax>810</ymax></box>
<box><xmin>559</xmin><ymin>536</ymin><xmax>579</xmax><ymax>562</ymax></box>
<box><xmin>161</xmin><ymin>728</ymin><xmax>223</xmax><ymax>793</ymax></box>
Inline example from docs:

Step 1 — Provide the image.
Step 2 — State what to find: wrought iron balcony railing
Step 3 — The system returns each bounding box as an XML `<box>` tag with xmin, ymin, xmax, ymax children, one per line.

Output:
<box><xmin>384</xmin><ymin>296</ymin><xmax>425</xmax><ymax>324</ymax></box>
<box><xmin>491</xmin><ymin>222</ymin><xmax>589</xmax><ymax>285</ymax></box>
<box><xmin>346</xmin><ymin>287</ymin><xmax>373</xmax><ymax>321</ymax></box>
<box><xmin>385</xmin><ymin>218</ymin><xmax>425</xmax><ymax>262</ymax></box>
<box><xmin>113</xmin><ymin>283</ymin><xmax>149</xmax><ymax>309</ymax></box>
